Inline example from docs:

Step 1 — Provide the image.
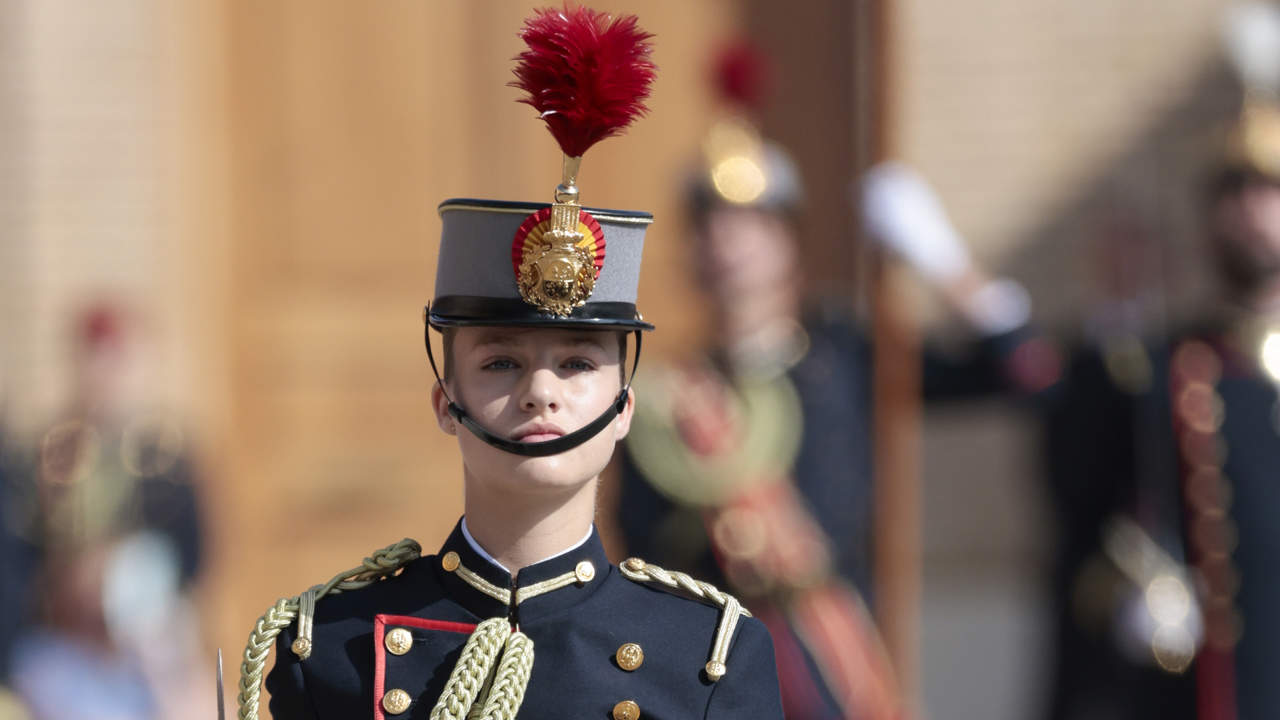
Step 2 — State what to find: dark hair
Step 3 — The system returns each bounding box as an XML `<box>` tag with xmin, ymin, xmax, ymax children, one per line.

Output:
<box><xmin>441</xmin><ymin>327</ymin><xmax>457</xmax><ymax>381</ymax></box>
<box><xmin>439</xmin><ymin>328</ymin><xmax>628</xmax><ymax>385</ymax></box>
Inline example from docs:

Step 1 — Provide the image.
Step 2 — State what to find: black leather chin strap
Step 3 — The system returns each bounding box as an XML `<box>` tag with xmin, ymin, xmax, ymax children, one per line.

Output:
<box><xmin>424</xmin><ymin>310</ymin><xmax>642</xmax><ymax>458</ymax></box>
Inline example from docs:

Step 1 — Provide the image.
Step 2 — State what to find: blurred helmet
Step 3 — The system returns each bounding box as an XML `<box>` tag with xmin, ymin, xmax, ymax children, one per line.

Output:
<box><xmin>686</xmin><ymin>41</ymin><xmax>804</xmax><ymax>220</ymax></box>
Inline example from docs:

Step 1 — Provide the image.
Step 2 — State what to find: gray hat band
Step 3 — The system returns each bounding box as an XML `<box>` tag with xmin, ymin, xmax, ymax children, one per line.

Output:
<box><xmin>431</xmin><ymin>198</ymin><xmax>653</xmax><ymax>329</ymax></box>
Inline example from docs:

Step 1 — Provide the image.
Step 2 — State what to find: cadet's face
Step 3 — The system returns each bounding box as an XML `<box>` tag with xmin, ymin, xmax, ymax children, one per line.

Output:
<box><xmin>434</xmin><ymin>327</ymin><xmax>632</xmax><ymax>497</ymax></box>
<box><xmin>695</xmin><ymin>207</ymin><xmax>797</xmax><ymax>302</ymax></box>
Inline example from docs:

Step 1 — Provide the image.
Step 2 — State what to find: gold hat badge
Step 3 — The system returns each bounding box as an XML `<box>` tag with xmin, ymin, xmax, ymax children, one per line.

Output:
<box><xmin>511</xmin><ymin>157</ymin><xmax>608</xmax><ymax>316</ymax></box>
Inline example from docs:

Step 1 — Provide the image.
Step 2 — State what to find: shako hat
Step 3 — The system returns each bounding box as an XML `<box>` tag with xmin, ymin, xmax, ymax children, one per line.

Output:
<box><xmin>424</xmin><ymin>5</ymin><xmax>657</xmax><ymax>458</ymax></box>
<box><xmin>1218</xmin><ymin>2</ymin><xmax>1280</xmax><ymax>186</ymax></box>
<box><xmin>1220</xmin><ymin>101</ymin><xmax>1280</xmax><ymax>184</ymax></box>
<box><xmin>427</xmin><ymin>6</ymin><xmax>656</xmax><ymax>332</ymax></box>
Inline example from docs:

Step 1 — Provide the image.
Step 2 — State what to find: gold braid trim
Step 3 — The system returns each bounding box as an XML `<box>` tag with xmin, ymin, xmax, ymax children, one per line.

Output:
<box><xmin>619</xmin><ymin>557</ymin><xmax>751</xmax><ymax>681</ymax></box>
<box><xmin>454</xmin><ymin>564</ymin><xmax>511</xmax><ymax>604</ymax></box>
<box><xmin>429</xmin><ymin>617</ymin><xmax>534</xmax><ymax>720</ymax></box>
<box><xmin>451</xmin><ymin>557</ymin><xmax>584</xmax><ymax>605</ymax></box>
<box><xmin>514</xmin><ymin>572</ymin><xmax>580</xmax><ymax>603</ymax></box>
<box><xmin>236</xmin><ymin>538</ymin><xmax>422</xmax><ymax>720</ymax></box>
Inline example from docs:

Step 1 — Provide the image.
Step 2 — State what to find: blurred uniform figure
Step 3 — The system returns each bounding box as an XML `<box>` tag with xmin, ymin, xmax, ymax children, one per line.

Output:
<box><xmin>1041</xmin><ymin>96</ymin><xmax>1280</xmax><ymax>720</ymax></box>
<box><xmin>6</xmin><ymin>302</ymin><xmax>207</xmax><ymax>720</ymax></box>
<box><xmin>1041</xmin><ymin>7</ymin><xmax>1280</xmax><ymax>719</ymax></box>
<box><xmin>617</xmin><ymin>43</ymin><xmax>1055</xmax><ymax>720</ymax></box>
<box><xmin>0</xmin><ymin>365</ymin><xmax>35</xmax><ymax>717</ymax></box>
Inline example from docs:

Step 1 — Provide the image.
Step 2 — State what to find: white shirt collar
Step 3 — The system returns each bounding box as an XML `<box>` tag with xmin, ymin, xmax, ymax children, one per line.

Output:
<box><xmin>459</xmin><ymin>517</ymin><xmax>594</xmax><ymax>574</ymax></box>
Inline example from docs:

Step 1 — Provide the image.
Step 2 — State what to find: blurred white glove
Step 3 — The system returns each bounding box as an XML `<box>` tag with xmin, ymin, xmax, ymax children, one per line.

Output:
<box><xmin>858</xmin><ymin>161</ymin><xmax>972</xmax><ymax>282</ymax></box>
<box><xmin>859</xmin><ymin>162</ymin><xmax>1032</xmax><ymax>334</ymax></box>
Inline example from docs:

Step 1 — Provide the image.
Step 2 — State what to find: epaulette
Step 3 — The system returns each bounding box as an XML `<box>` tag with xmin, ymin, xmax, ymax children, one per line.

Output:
<box><xmin>618</xmin><ymin>557</ymin><xmax>751</xmax><ymax>681</ymax></box>
<box><xmin>236</xmin><ymin>538</ymin><xmax>421</xmax><ymax>720</ymax></box>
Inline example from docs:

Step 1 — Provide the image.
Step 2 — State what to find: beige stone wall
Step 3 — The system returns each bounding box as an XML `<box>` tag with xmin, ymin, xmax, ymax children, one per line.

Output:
<box><xmin>895</xmin><ymin>0</ymin><xmax>1239</xmax><ymax>325</ymax></box>
<box><xmin>0</xmin><ymin>1</ymin><xmax>198</xmax><ymax>431</ymax></box>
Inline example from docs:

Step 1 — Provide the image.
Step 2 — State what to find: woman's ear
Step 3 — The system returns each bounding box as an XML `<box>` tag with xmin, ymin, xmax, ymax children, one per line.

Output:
<box><xmin>432</xmin><ymin>381</ymin><xmax>457</xmax><ymax>435</ymax></box>
<box><xmin>612</xmin><ymin>386</ymin><xmax>636</xmax><ymax>441</ymax></box>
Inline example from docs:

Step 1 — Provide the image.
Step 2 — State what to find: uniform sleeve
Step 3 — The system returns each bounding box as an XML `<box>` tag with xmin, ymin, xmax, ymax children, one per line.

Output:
<box><xmin>703</xmin><ymin>617</ymin><xmax>784</xmax><ymax>720</ymax></box>
<box><xmin>264</xmin><ymin>623</ymin><xmax>319</xmax><ymax>720</ymax></box>
<box><xmin>1042</xmin><ymin>347</ymin><xmax>1143</xmax><ymax>556</ymax></box>
<box><xmin>921</xmin><ymin>324</ymin><xmax>1057</xmax><ymax>401</ymax></box>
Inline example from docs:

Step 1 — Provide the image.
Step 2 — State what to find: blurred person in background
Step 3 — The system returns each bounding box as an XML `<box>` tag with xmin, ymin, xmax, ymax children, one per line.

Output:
<box><xmin>0</xmin><ymin>365</ymin><xmax>35</xmax><ymax>717</ymax></box>
<box><xmin>1042</xmin><ymin>95</ymin><xmax>1280</xmax><ymax>720</ymax></box>
<box><xmin>6</xmin><ymin>302</ymin><xmax>208</xmax><ymax>720</ymax></box>
<box><xmin>1040</xmin><ymin>6</ymin><xmax>1280</xmax><ymax>719</ymax></box>
<box><xmin>617</xmin><ymin>43</ymin><xmax>1056</xmax><ymax>720</ymax></box>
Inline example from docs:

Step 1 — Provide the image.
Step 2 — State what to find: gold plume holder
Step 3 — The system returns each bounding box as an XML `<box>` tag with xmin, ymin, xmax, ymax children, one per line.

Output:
<box><xmin>553</xmin><ymin>154</ymin><xmax>584</xmax><ymax>220</ymax></box>
<box><xmin>516</xmin><ymin>154</ymin><xmax>598</xmax><ymax>316</ymax></box>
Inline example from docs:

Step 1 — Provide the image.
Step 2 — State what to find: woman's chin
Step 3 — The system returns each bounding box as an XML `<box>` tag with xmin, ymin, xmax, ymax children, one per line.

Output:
<box><xmin>458</xmin><ymin>432</ymin><xmax>614</xmax><ymax>497</ymax></box>
<box><xmin>507</xmin><ymin>455</ymin><xmax>599</xmax><ymax>493</ymax></box>
<box><xmin>462</xmin><ymin>455</ymin><xmax>595</xmax><ymax>497</ymax></box>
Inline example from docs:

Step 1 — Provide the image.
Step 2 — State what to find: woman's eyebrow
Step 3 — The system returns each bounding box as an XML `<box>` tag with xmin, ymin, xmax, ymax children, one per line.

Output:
<box><xmin>471</xmin><ymin>330</ymin><xmax>528</xmax><ymax>348</ymax></box>
<box><xmin>564</xmin><ymin>336</ymin><xmax>608</xmax><ymax>352</ymax></box>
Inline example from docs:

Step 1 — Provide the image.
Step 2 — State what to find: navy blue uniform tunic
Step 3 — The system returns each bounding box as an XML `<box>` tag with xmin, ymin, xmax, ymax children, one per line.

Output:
<box><xmin>1043</xmin><ymin>332</ymin><xmax>1280</xmax><ymax>720</ymax></box>
<box><xmin>266</xmin><ymin>521</ymin><xmax>783</xmax><ymax>720</ymax></box>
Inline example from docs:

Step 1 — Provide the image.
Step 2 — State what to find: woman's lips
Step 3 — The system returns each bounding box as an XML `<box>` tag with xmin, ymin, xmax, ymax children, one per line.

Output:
<box><xmin>518</xmin><ymin>432</ymin><xmax>563</xmax><ymax>443</ymax></box>
<box><xmin>513</xmin><ymin>423</ymin><xmax>566</xmax><ymax>443</ymax></box>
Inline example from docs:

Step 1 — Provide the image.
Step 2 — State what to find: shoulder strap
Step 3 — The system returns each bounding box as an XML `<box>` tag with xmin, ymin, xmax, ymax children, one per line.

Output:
<box><xmin>236</xmin><ymin>538</ymin><xmax>421</xmax><ymax>720</ymax></box>
<box><xmin>619</xmin><ymin>557</ymin><xmax>751</xmax><ymax>681</ymax></box>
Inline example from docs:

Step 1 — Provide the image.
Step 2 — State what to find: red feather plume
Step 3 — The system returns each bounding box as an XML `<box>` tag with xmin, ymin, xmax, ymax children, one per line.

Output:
<box><xmin>511</xmin><ymin>5</ymin><xmax>656</xmax><ymax>159</ymax></box>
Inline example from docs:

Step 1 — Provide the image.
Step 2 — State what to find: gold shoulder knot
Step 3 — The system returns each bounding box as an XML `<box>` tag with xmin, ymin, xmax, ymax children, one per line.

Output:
<box><xmin>619</xmin><ymin>557</ymin><xmax>751</xmax><ymax>681</ymax></box>
<box><xmin>236</xmin><ymin>538</ymin><xmax>421</xmax><ymax>720</ymax></box>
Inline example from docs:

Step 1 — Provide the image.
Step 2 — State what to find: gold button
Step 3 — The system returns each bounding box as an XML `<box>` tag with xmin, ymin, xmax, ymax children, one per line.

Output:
<box><xmin>441</xmin><ymin>551</ymin><xmax>460</xmax><ymax>572</ymax></box>
<box><xmin>575</xmin><ymin>560</ymin><xmax>596</xmax><ymax>583</ymax></box>
<box><xmin>612</xmin><ymin>699</ymin><xmax>640</xmax><ymax>720</ymax></box>
<box><xmin>705</xmin><ymin>661</ymin><xmax>726</xmax><ymax>681</ymax></box>
<box><xmin>385</xmin><ymin>627</ymin><xmax>413</xmax><ymax>656</ymax></box>
<box><xmin>623</xmin><ymin>557</ymin><xmax>646</xmax><ymax>572</ymax></box>
<box><xmin>615</xmin><ymin>642</ymin><xmax>644</xmax><ymax>671</ymax></box>
<box><xmin>382</xmin><ymin>688</ymin><xmax>412</xmax><ymax>715</ymax></box>
<box><xmin>289</xmin><ymin>637</ymin><xmax>311</xmax><ymax>658</ymax></box>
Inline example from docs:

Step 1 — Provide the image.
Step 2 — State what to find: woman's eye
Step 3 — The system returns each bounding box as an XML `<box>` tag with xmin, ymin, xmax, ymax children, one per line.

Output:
<box><xmin>563</xmin><ymin>358</ymin><xmax>596</xmax><ymax>371</ymax></box>
<box><xmin>482</xmin><ymin>358</ymin><xmax>518</xmax><ymax>371</ymax></box>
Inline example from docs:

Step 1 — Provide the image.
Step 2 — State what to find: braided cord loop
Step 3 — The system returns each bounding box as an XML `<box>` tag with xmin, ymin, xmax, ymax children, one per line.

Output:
<box><xmin>429</xmin><ymin>618</ymin><xmax>509</xmax><ymax>720</ymax></box>
<box><xmin>476</xmin><ymin>630</ymin><xmax>535</xmax><ymax>720</ymax></box>
<box><xmin>236</xmin><ymin>538</ymin><xmax>422</xmax><ymax>720</ymax></box>
<box><xmin>237</xmin><ymin>597</ymin><xmax>297</xmax><ymax>720</ymax></box>
<box><xmin>429</xmin><ymin>618</ymin><xmax>535</xmax><ymax>720</ymax></box>
<box><xmin>620</xmin><ymin>557</ymin><xmax>750</xmax><ymax>681</ymax></box>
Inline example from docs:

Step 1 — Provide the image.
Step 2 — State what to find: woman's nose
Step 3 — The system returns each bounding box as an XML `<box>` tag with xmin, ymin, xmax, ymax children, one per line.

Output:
<box><xmin>520</xmin><ymin>367</ymin><xmax>561</xmax><ymax>413</ymax></box>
